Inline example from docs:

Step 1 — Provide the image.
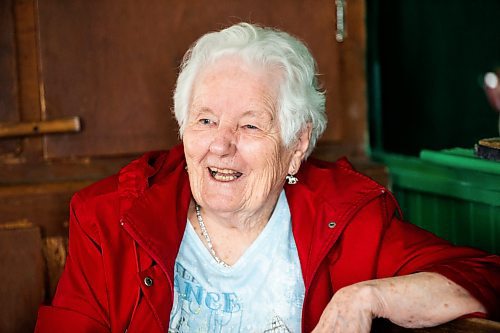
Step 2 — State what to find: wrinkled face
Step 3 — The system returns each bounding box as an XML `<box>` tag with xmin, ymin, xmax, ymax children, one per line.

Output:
<box><xmin>183</xmin><ymin>57</ymin><xmax>303</xmax><ymax>216</ymax></box>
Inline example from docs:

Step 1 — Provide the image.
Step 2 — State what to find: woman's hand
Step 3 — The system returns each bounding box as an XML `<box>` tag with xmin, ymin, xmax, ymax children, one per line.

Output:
<box><xmin>311</xmin><ymin>283</ymin><xmax>380</xmax><ymax>333</ymax></box>
<box><xmin>312</xmin><ymin>272</ymin><xmax>487</xmax><ymax>332</ymax></box>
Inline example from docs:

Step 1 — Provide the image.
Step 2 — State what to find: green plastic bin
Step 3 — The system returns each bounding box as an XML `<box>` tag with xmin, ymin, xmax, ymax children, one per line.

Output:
<box><xmin>379</xmin><ymin>148</ymin><xmax>500</xmax><ymax>254</ymax></box>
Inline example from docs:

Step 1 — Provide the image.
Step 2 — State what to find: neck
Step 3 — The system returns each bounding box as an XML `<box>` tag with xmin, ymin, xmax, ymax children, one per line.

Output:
<box><xmin>188</xmin><ymin>194</ymin><xmax>281</xmax><ymax>265</ymax></box>
<box><xmin>191</xmin><ymin>191</ymin><xmax>281</xmax><ymax>231</ymax></box>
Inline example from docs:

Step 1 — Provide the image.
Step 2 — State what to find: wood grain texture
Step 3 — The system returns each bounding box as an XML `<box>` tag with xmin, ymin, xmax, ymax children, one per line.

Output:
<box><xmin>0</xmin><ymin>225</ymin><xmax>44</xmax><ymax>333</ymax></box>
<box><xmin>35</xmin><ymin>0</ymin><xmax>366</xmax><ymax>158</ymax></box>
<box><xmin>0</xmin><ymin>0</ymin><xmax>21</xmax><ymax>155</ymax></box>
<box><xmin>0</xmin><ymin>116</ymin><xmax>80</xmax><ymax>138</ymax></box>
<box><xmin>0</xmin><ymin>180</ymin><xmax>91</xmax><ymax>236</ymax></box>
<box><xmin>42</xmin><ymin>236</ymin><xmax>67</xmax><ymax>298</ymax></box>
<box><xmin>13</xmin><ymin>0</ymin><xmax>43</xmax><ymax>161</ymax></box>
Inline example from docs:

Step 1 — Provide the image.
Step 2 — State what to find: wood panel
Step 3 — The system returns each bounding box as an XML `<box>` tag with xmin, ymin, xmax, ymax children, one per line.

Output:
<box><xmin>0</xmin><ymin>154</ymin><xmax>134</xmax><ymax>184</ymax></box>
<box><xmin>0</xmin><ymin>181</ymin><xmax>91</xmax><ymax>237</ymax></box>
<box><xmin>42</xmin><ymin>235</ymin><xmax>68</xmax><ymax>298</ymax></box>
<box><xmin>0</xmin><ymin>0</ymin><xmax>21</xmax><ymax>156</ymax></box>
<box><xmin>37</xmin><ymin>0</ymin><xmax>177</xmax><ymax>158</ymax></box>
<box><xmin>0</xmin><ymin>223</ymin><xmax>44</xmax><ymax>333</ymax></box>
<box><xmin>334</xmin><ymin>0</ymin><xmax>367</xmax><ymax>157</ymax></box>
<box><xmin>35</xmin><ymin>0</ymin><xmax>361</xmax><ymax>158</ymax></box>
<box><xmin>13</xmin><ymin>0</ymin><xmax>43</xmax><ymax>161</ymax></box>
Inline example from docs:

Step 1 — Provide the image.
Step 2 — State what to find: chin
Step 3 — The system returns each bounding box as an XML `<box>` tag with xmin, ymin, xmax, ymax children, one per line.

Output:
<box><xmin>198</xmin><ymin>175</ymin><xmax>244</xmax><ymax>202</ymax></box>
<box><xmin>201</xmin><ymin>196</ymin><xmax>244</xmax><ymax>213</ymax></box>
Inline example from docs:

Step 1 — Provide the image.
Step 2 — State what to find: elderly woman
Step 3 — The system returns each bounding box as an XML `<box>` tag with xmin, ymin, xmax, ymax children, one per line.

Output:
<box><xmin>36</xmin><ymin>23</ymin><xmax>499</xmax><ymax>333</ymax></box>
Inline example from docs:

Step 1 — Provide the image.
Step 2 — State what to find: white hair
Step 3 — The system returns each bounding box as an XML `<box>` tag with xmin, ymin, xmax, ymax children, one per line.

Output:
<box><xmin>173</xmin><ymin>22</ymin><xmax>327</xmax><ymax>157</ymax></box>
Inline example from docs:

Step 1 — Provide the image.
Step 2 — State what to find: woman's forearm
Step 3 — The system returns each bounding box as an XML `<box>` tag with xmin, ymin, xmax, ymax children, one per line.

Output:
<box><xmin>370</xmin><ymin>272</ymin><xmax>487</xmax><ymax>328</ymax></box>
<box><xmin>312</xmin><ymin>272</ymin><xmax>487</xmax><ymax>332</ymax></box>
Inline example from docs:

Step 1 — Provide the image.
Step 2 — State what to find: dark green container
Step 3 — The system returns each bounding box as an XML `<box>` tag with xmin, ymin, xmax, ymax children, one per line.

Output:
<box><xmin>379</xmin><ymin>149</ymin><xmax>500</xmax><ymax>254</ymax></box>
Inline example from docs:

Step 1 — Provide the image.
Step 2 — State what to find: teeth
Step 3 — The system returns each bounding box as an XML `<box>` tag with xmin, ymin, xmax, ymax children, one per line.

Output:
<box><xmin>208</xmin><ymin>167</ymin><xmax>242</xmax><ymax>181</ymax></box>
<box><xmin>210</xmin><ymin>167</ymin><xmax>236</xmax><ymax>174</ymax></box>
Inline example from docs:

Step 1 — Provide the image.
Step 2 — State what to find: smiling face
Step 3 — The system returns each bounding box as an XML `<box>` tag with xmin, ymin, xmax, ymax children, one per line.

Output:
<box><xmin>183</xmin><ymin>57</ymin><xmax>308</xmax><ymax>219</ymax></box>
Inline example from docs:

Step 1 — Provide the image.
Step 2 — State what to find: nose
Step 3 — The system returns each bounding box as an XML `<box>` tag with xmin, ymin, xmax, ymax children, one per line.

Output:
<box><xmin>209</xmin><ymin>127</ymin><xmax>236</xmax><ymax>156</ymax></box>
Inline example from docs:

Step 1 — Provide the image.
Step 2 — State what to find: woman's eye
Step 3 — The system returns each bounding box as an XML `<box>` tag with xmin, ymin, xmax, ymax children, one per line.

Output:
<box><xmin>199</xmin><ymin>119</ymin><xmax>213</xmax><ymax>125</ymax></box>
<box><xmin>243</xmin><ymin>124</ymin><xmax>259</xmax><ymax>130</ymax></box>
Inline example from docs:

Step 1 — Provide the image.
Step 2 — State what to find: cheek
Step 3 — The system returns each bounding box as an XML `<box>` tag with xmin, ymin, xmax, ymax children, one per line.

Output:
<box><xmin>183</xmin><ymin>132</ymin><xmax>210</xmax><ymax>192</ymax></box>
<box><xmin>183</xmin><ymin>135</ymin><xmax>207</xmax><ymax>201</ymax></box>
<box><xmin>183</xmin><ymin>130</ymin><xmax>208</xmax><ymax>163</ymax></box>
<box><xmin>240</xmin><ymin>137</ymin><xmax>291</xmax><ymax>185</ymax></box>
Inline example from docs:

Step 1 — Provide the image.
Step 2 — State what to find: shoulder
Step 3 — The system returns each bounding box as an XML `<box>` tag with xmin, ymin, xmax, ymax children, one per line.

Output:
<box><xmin>71</xmin><ymin>145</ymin><xmax>186</xmax><ymax>227</ymax></box>
<box><xmin>297</xmin><ymin>157</ymin><xmax>386</xmax><ymax>200</ymax></box>
<box><xmin>76</xmin><ymin>145</ymin><xmax>185</xmax><ymax>200</ymax></box>
<box><xmin>287</xmin><ymin>156</ymin><xmax>400</xmax><ymax>225</ymax></box>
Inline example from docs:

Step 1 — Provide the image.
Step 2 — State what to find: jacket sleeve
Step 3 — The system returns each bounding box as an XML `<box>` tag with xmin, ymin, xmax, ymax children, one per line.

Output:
<box><xmin>35</xmin><ymin>193</ymin><xmax>110</xmax><ymax>333</ymax></box>
<box><xmin>375</xmin><ymin>193</ymin><xmax>500</xmax><ymax>320</ymax></box>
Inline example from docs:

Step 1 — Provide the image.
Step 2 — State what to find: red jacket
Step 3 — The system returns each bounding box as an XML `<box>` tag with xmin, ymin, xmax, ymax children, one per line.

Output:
<box><xmin>36</xmin><ymin>145</ymin><xmax>500</xmax><ymax>332</ymax></box>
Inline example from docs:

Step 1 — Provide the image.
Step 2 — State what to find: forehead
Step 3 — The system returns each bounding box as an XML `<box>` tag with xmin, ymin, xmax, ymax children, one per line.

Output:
<box><xmin>191</xmin><ymin>57</ymin><xmax>282</xmax><ymax>114</ymax></box>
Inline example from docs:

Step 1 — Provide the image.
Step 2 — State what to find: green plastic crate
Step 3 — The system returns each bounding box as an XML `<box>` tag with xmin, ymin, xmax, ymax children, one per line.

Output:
<box><xmin>378</xmin><ymin>149</ymin><xmax>500</xmax><ymax>254</ymax></box>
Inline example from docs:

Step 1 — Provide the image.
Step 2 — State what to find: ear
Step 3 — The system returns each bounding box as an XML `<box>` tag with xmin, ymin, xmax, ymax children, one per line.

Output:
<box><xmin>288</xmin><ymin>124</ymin><xmax>312</xmax><ymax>175</ymax></box>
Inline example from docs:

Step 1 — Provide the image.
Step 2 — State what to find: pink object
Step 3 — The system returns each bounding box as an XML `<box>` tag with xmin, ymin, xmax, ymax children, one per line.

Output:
<box><xmin>484</xmin><ymin>71</ymin><xmax>500</xmax><ymax>112</ymax></box>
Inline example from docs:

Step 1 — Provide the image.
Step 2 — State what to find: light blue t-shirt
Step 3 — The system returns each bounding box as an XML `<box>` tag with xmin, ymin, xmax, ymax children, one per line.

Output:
<box><xmin>169</xmin><ymin>191</ymin><xmax>305</xmax><ymax>332</ymax></box>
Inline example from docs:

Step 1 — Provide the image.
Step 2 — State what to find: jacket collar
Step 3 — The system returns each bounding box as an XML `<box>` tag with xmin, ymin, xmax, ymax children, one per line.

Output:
<box><xmin>119</xmin><ymin>145</ymin><xmax>191</xmax><ymax>280</ymax></box>
<box><xmin>119</xmin><ymin>146</ymin><xmax>385</xmax><ymax>288</ymax></box>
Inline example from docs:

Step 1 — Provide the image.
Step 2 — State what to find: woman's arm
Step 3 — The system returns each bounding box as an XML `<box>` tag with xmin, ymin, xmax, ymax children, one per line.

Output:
<box><xmin>311</xmin><ymin>192</ymin><xmax>497</xmax><ymax>333</ymax></box>
<box><xmin>312</xmin><ymin>272</ymin><xmax>486</xmax><ymax>333</ymax></box>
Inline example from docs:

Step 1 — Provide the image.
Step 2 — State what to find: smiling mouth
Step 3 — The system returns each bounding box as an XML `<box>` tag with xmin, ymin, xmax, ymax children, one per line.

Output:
<box><xmin>208</xmin><ymin>167</ymin><xmax>243</xmax><ymax>182</ymax></box>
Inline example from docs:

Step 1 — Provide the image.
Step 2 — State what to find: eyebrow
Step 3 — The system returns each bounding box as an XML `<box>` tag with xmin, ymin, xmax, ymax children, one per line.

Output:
<box><xmin>240</xmin><ymin>109</ymin><xmax>274</xmax><ymax>122</ymax></box>
<box><xmin>191</xmin><ymin>107</ymin><xmax>215</xmax><ymax>117</ymax></box>
<box><xmin>190</xmin><ymin>107</ymin><xmax>275</xmax><ymax>123</ymax></box>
